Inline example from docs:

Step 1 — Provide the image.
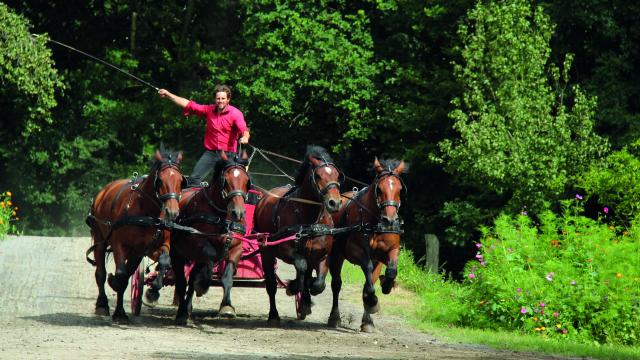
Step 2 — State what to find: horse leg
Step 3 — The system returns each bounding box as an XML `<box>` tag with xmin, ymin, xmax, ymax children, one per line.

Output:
<box><xmin>218</xmin><ymin>262</ymin><xmax>236</xmax><ymax>318</ymax></box>
<box><xmin>310</xmin><ymin>257</ymin><xmax>328</xmax><ymax>296</ymax></box>
<box><xmin>378</xmin><ymin>250</ymin><xmax>399</xmax><ymax>294</ymax></box>
<box><xmin>262</xmin><ymin>253</ymin><xmax>280</xmax><ymax>325</ymax></box>
<box><xmin>92</xmin><ymin>234</ymin><xmax>109</xmax><ymax>316</ymax></box>
<box><xmin>108</xmin><ymin>245</ymin><xmax>132</xmax><ymax>322</ymax></box>
<box><xmin>327</xmin><ymin>254</ymin><xmax>345</xmax><ymax>328</ymax></box>
<box><xmin>177</xmin><ymin>262</ymin><xmax>202</xmax><ymax>324</ymax></box>
<box><xmin>173</xmin><ymin>255</ymin><xmax>189</xmax><ymax>325</ymax></box>
<box><xmin>298</xmin><ymin>268</ymin><xmax>313</xmax><ymax>320</ymax></box>
<box><xmin>286</xmin><ymin>253</ymin><xmax>306</xmax><ymax>295</ymax></box>
<box><xmin>359</xmin><ymin>255</ymin><xmax>379</xmax><ymax>333</ymax></box>
<box><xmin>193</xmin><ymin>243</ymin><xmax>216</xmax><ymax>297</ymax></box>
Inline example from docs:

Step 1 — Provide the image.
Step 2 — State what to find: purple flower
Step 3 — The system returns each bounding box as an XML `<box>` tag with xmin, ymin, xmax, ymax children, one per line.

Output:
<box><xmin>480</xmin><ymin>261</ymin><xmax>486</xmax><ymax>266</ymax></box>
<box><xmin>576</xmin><ymin>194</ymin><xmax>583</xmax><ymax>200</ymax></box>
<box><xmin>604</xmin><ymin>207</ymin><xmax>609</xmax><ymax>214</ymax></box>
<box><xmin>520</xmin><ymin>307</ymin><xmax>527</xmax><ymax>314</ymax></box>
<box><xmin>475</xmin><ymin>243</ymin><xmax>482</xmax><ymax>248</ymax></box>
<box><xmin>517</xmin><ymin>288</ymin><xmax>521</xmax><ymax>293</ymax></box>
<box><xmin>545</xmin><ymin>272</ymin><xmax>555</xmax><ymax>281</ymax></box>
<box><xmin>468</xmin><ymin>273</ymin><xmax>476</xmax><ymax>279</ymax></box>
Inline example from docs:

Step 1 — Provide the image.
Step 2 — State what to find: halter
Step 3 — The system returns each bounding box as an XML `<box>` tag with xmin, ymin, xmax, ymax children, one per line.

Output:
<box><xmin>153</xmin><ymin>161</ymin><xmax>183</xmax><ymax>203</ymax></box>
<box><xmin>373</xmin><ymin>170</ymin><xmax>406</xmax><ymax>211</ymax></box>
<box><xmin>309</xmin><ymin>161</ymin><xmax>342</xmax><ymax>197</ymax></box>
<box><xmin>219</xmin><ymin>163</ymin><xmax>250</xmax><ymax>202</ymax></box>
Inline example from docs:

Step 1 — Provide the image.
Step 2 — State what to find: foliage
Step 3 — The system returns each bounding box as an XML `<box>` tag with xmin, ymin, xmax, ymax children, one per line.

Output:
<box><xmin>0</xmin><ymin>191</ymin><xmax>20</xmax><ymax>239</ymax></box>
<box><xmin>234</xmin><ymin>0</ymin><xmax>380</xmax><ymax>149</ymax></box>
<box><xmin>462</xmin><ymin>201</ymin><xmax>640</xmax><ymax>345</ymax></box>
<box><xmin>438</xmin><ymin>0</ymin><xmax>607</xmax><ymax>214</ymax></box>
<box><xmin>578</xmin><ymin>141</ymin><xmax>640</xmax><ymax>222</ymax></box>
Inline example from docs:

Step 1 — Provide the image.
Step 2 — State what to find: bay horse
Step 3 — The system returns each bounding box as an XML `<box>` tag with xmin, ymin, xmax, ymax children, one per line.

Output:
<box><xmin>253</xmin><ymin>145</ymin><xmax>342</xmax><ymax>325</ymax></box>
<box><xmin>328</xmin><ymin>158</ymin><xmax>406</xmax><ymax>332</ymax></box>
<box><xmin>86</xmin><ymin>147</ymin><xmax>184</xmax><ymax>322</ymax></box>
<box><xmin>171</xmin><ymin>150</ymin><xmax>250</xmax><ymax>325</ymax></box>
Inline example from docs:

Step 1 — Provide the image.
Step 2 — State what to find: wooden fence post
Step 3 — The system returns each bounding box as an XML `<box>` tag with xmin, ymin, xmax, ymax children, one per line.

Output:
<box><xmin>424</xmin><ymin>234</ymin><xmax>439</xmax><ymax>273</ymax></box>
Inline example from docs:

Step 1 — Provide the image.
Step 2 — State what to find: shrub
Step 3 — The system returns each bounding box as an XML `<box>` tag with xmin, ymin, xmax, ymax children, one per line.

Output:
<box><xmin>0</xmin><ymin>191</ymin><xmax>20</xmax><ymax>239</ymax></box>
<box><xmin>461</xmin><ymin>199</ymin><xmax>640</xmax><ymax>345</ymax></box>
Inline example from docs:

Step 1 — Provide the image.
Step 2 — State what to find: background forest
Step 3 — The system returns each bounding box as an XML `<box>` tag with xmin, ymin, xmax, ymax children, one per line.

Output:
<box><xmin>1</xmin><ymin>0</ymin><xmax>639</xmax><ymax>279</ymax></box>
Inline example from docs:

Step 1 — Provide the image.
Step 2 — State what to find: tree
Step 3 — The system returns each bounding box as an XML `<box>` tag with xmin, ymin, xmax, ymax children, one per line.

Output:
<box><xmin>439</xmin><ymin>0</ymin><xmax>607</xmax><ymax>216</ymax></box>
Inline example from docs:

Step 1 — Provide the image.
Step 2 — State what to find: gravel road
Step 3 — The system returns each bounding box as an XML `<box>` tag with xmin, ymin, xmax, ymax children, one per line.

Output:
<box><xmin>0</xmin><ymin>236</ymin><xmax>580</xmax><ymax>359</ymax></box>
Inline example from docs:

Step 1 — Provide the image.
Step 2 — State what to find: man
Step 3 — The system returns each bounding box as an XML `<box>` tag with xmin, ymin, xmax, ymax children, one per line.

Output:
<box><xmin>158</xmin><ymin>85</ymin><xmax>250</xmax><ymax>186</ymax></box>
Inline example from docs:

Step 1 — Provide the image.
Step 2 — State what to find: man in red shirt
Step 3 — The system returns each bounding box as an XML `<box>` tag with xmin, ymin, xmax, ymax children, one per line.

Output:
<box><xmin>159</xmin><ymin>85</ymin><xmax>250</xmax><ymax>186</ymax></box>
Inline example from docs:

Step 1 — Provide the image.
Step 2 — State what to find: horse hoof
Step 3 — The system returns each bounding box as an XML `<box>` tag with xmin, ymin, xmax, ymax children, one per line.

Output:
<box><xmin>327</xmin><ymin>316</ymin><xmax>341</xmax><ymax>328</ymax></box>
<box><xmin>112</xmin><ymin>314</ymin><xmax>130</xmax><ymax>324</ymax></box>
<box><xmin>175</xmin><ymin>316</ymin><xmax>188</xmax><ymax>326</ymax></box>
<box><xmin>219</xmin><ymin>305</ymin><xmax>236</xmax><ymax>319</ymax></box>
<box><xmin>143</xmin><ymin>288</ymin><xmax>159</xmax><ymax>307</ymax></box>
<box><xmin>360</xmin><ymin>323</ymin><xmax>375</xmax><ymax>333</ymax></box>
<box><xmin>95</xmin><ymin>307</ymin><xmax>110</xmax><ymax>316</ymax></box>
<box><xmin>365</xmin><ymin>302</ymin><xmax>380</xmax><ymax>314</ymax></box>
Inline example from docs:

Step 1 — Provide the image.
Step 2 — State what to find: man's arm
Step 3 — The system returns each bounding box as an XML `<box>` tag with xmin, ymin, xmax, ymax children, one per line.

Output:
<box><xmin>158</xmin><ymin>89</ymin><xmax>189</xmax><ymax>108</ymax></box>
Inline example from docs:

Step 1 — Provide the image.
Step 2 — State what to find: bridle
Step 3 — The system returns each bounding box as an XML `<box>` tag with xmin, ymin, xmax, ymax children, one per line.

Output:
<box><xmin>309</xmin><ymin>160</ymin><xmax>343</xmax><ymax>198</ymax></box>
<box><xmin>220</xmin><ymin>163</ymin><xmax>251</xmax><ymax>202</ymax></box>
<box><xmin>373</xmin><ymin>171</ymin><xmax>406</xmax><ymax>211</ymax></box>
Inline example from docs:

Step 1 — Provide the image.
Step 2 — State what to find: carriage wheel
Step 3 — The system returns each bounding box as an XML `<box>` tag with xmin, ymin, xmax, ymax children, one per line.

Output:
<box><xmin>294</xmin><ymin>291</ymin><xmax>303</xmax><ymax>320</ymax></box>
<box><xmin>131</xmin><ymin>260</ymin><xmax>145</xmax><ymax>316</ymax></box>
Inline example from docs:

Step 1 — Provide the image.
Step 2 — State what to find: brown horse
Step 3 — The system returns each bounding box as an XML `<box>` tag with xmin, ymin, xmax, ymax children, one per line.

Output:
<box><xmin>86</xmin><ymin>147</ymin><xmax>184</xmax><ymax>322</ymax></box>
<box><xmin>328</xmin><ymin>158</ymin><xmax>406</xmax><ymax>332</ymax></box>
<box><xmin>170</xmin><ymin>151</ymin><xmax>250</xmax><ymax>325</ymax></box>
<box><xmin>253</xmin><ymin>145</ymin><xmax>342</xmax><ymax>325</ymax></box>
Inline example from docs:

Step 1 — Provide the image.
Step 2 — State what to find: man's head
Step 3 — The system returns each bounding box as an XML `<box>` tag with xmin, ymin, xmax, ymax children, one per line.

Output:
<box><xmin>214</xmin><ymin>84</ymin><xmax>232</xmax><ymax>112</ymax></box>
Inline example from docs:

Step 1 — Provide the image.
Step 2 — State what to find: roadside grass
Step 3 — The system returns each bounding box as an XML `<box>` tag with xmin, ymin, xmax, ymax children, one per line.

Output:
<box><xmin>337</xmin><ymin>252</ymin><xmax>640</xmax><ymax>360</ymax></box>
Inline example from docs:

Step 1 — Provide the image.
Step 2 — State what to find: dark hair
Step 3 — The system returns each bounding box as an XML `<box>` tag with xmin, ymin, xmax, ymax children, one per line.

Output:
<box><xmin>214</xmin><ymin>84</ymin><xmax>232</xmax><ymax>99</ymax></box>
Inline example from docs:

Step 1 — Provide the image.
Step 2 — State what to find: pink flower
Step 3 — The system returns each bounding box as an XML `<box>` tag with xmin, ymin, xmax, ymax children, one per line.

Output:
<box><xmin>520</xmin><ymin>307</ymin><xmax>527</xmax><ymax>314</ymax></box>
<box><xmin>553</xmin><ymin>312</ymin><xmax>559</xmax><ymax>318</ymax></box>
<box><xmin>604</xmin><ymin>207</ymin><xmax>609</xmax><ymax>214</ymax></box>
<box><xmin>539</xmin><ymin>302</ymin><xmax>545</xmax><ymax>308</ymax></box>
<box><xmin>576</xmin><ymin>194</ymin><xmax>583</xmax><ymax>200</ymax></box>
<box><xmin>517</xmin><ymin>288</ymin><xmax>521</xmax><ymax>293</ymax></box>
<box><xmin>475</xmin><ymin>243</ymin><xmax>482</xmax><ymax>248</ymax></box>
<box><xmin>468</xmin><ymin>273</ymin><xmax>476</xmax><ymax>279</ymax></box>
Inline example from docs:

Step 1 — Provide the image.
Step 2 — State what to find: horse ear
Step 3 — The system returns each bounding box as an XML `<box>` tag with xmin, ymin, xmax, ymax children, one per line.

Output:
<box><xmin>220</xmin><ymin>151</ymin><xmax>228</xmax><ymax>161</ymax></box>
<box><xmin>155</xmin><ymin>149</ymin><xmax>163</xmax><ymax>161</ymax></box>
<box><xmin>177</xmin><ymin>151</ymin><xmax>183</xmax><ymax>163</ymax></box>
<box><xmin>394</xmin><ymin>160</ymin><xmax>405</xmax><ymax>174</ymax></box>
<box><xmin>309</xmin><ymin>155</ymin><xmax>321</xmax><ymax>166</ymax></box>
<box><xmin>373</xmin><ymin>157</ymin><xmax>383</xmax><ymax>173</ymax></box>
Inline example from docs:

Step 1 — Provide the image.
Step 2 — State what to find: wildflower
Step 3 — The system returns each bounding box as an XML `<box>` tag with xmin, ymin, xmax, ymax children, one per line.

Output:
<box><xmin>575</xmin><ymin>194</ymin><xmax>583</xmax><ymax>200</ymax></box>
<box><xmin>480</xmin><ymin>261</ymin><xmax>486</xmax><ymax>266</ymax></box>
<box><xmin>570</xmin><ymin>280</ymin><xmax>577</xmax><ymax>286</ymax></box>
<box><xmin>553</xmin><ymin>312</ymin><xmax>559</xmax><ymax>318</ymax></box>
<box><xmin>616</xmin><ymin>273</ymin><xmax>623</xmax><ymax>279</ymax></box>
<box><xmin>533</xmin><ymin>317</ymin><xmax>539</xmax><ymax>322</ymax></box>
<box><xmin>475</xmin><ymin>253</ymin><xmax>483</xmax><ymax>260</ymax></box>
<box><xmin>540</xmin><ymin>326</ymin><xmax>546</xmax><ymax>331</ymax></box>
<box><xmin>468</xmin><ymin>273</ymin><xmax>476</xmax><ymax>279</ymax></box>
<box><xmin>603</xmin><ymin>207</ymin><xmax>609</xmax><ymax>214</ymax></box>
<box><xmin>534</xmin><ymin>327</ymin><xmax>541</xmax><ymax>332</ymax></box>
<box><xmin>0</xmin><ymin>202</ymin><xmax>4</xmax><ymax>208</ymax></box>
<box><xmin>6</xmin><ymin>201</ymin><xmax>12</xmax><ymax>206</ymax></box>
<box><xmin>5</xmin><ymin>191</ymin><xmax>11</xmax><ymax>197</ymax></box>
<box><xmin>475</xmin><ymin>243</ymin><xmax>482</xmax><ymax>249</ymax></box>
<box><xmin>517</xmin><ymin>288</ymin><xmax>521</xmax><ymax>293</ymax></box>
<box><xmin>520</xmin><ymin>307</ymin><xmax>527</xmax><ymax>314</ymax></box>
<box><xmin>539</xmin><ymin>302</ymin><xmax>545</xmax><ymax>308</ymax></box>
<box><xmin>562</xmin><ymin>329</ymin><xmax>567</xmax><ymax>335</ymax></box>
<box><xmin>545</xmin><ymin>272</ymin><xmax>555</xmax><ymax>282</ymax></box>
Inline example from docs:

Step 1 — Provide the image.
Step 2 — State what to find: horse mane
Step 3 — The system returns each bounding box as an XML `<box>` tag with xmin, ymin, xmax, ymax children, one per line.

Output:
<box><xmin>371</xmin><ymin>158</ymin><xmax>409</xmax><ymax>176</ymax></box>
<box><xmin>150</xmin><ymin>144</ymin><xmax>182</xmax><ymax>173</ymax></box>
<box><xmin>212</xmin><ymin>153</ymin><xmax>249</xmax><ymax>180</ymax></box>
<box><xmin>294</xmin><ymin>145</ymin><xmax>334</xmax><ymax>186</ymax></box>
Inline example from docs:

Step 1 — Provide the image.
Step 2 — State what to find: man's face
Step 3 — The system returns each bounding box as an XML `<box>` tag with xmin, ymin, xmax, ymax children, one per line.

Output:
<box><xmin>215</xmin><ymin>91</ymin><xmax>230</xmax><ymax>111</ymax></box>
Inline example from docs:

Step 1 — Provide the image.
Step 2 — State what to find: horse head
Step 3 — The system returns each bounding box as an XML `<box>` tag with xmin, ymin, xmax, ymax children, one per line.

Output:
<box><xmin>296</xmin><ymin>145</ymin><xmax>342</xmax><ymax>213</ymax></box>
<box><xmin>154</xmin><ymin>149</ymin><xmax>184</xmax><ymax>221</ymax></box>
<box><xmin>216</xmin><ymin>150</ymin><xmax>250</xmax><ymax>222</ymax></box>
<box><xmin>372</xmin><ymin>158</ymin><xmax>406</xmax><ymax>228</ymax></box>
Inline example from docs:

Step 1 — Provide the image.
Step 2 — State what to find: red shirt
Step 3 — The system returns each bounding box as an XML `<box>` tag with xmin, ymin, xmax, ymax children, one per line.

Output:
<box><xmin>183</xmin><ymin>101</ymin><xmax>248</xmax><ymax>152</ymax></box>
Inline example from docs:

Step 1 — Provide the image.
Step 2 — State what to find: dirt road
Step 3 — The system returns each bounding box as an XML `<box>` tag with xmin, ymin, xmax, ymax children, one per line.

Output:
<box><xmin>0</xmin><ymin>236</ymin><xmax>576</xmax><ymax>359</ymax></box>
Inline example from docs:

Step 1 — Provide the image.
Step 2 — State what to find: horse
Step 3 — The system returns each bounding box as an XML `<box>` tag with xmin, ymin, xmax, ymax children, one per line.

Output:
<box><xmin>327</xmin><ymin>158</ymin><xmax>406</xmax><ymax>332</ymax></box>
<box><xmin>253</xmin><ymin>145</ymin><xmax>342</xmax><ymax>325</ymax></box>
<box><xmin>170</xmin><ymin>150</ymin><xmax>251</xmax><ymax>325</ymax></box>
<box><xmin>86</xmin><ymin>147</ymin><xmax>185</xmax><ymax>322</ymax></box>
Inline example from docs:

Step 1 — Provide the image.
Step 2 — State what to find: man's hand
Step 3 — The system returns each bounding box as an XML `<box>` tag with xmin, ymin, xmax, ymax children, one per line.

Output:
<box><xmin>239</xmin><ymin>136</ymin><xmax>249</xmax><ymax>144</ymax></box>
<box><xmin>158</xmin><ymin>89</ymin><xmax>172</xmax><ymax>98</ymax></box>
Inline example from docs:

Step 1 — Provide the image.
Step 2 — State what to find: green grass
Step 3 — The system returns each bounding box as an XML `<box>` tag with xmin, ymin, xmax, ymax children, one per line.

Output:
<box><xmin>337</xmin><ymin>254</ymin><xmax>640</xmax><ymax>360</ymax></box>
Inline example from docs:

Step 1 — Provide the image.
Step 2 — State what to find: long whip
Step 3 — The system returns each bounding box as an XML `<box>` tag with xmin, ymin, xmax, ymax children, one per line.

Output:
<box><xmin>31</xmin><ymin>34</ymin><xmax>159</xmax><ymax>91</ymax></box>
